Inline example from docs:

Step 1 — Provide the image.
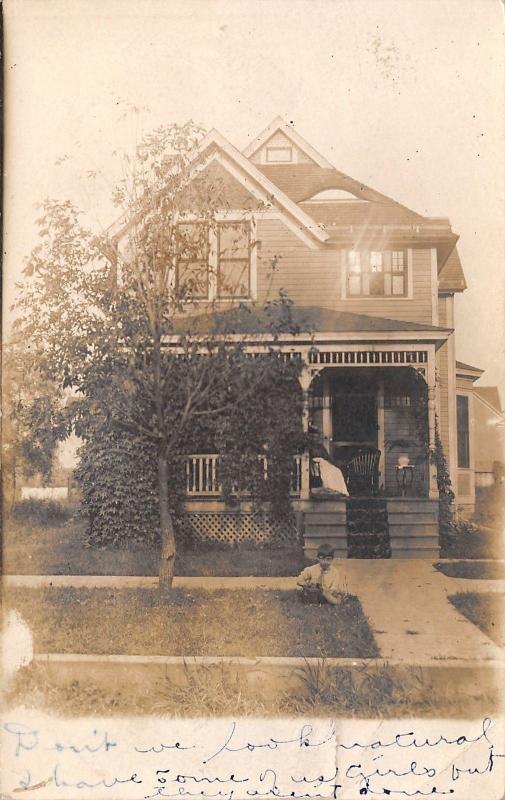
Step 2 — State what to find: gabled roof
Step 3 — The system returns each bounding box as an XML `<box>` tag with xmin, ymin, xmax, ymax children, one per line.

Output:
<box><xmin>109</xmin><ymin>128</ymin><xmax>329</xmax><ymax>246</ymax></box>
<box><xmin>243</xmin><ymin>116</ymin><xmax>334</xmax><ymax>168</ymax></box>
<box><xmin>438</xmin><ymin>245</ymin><xmax>467</xmax><ymax>292</ymax></box>
<box><xmin>109</xmin><ymin>117</ymin><xmax>467</xmax><ymax>295</ymax></box>
<box><xmin>474</xmin><ymin>387</ymin><xmax>503</xmax><ymax>414</ymax></box>
<box><xmin>298</xmin><ymin>200</ymin><xmax>427</xmax><ymax>227</ymax></box>
<box><xmin>172</xmin><ymin>304</ymin><xmax>451</xmax><ymax>337</ymax></box>
<box><xmin>245</xmin><ymin>119</ymin><xmax>467</xmax><ymax>290</ymax></box>
<box><xmin>456</xmin><ymin>360</ymin><xmax>485</xmax><ymax>382</ymax></box>
<box><xmin>256</xmin><ymin>162</ymin><xmax>427</xmax><ymax>212</ymax></box>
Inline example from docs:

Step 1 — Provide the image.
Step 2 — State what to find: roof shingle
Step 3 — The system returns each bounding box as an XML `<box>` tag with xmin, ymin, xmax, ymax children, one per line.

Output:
<box><xmin>173</xmin><ymin>305</ymin><xmax>449</xmax><ymax>336</ymax></box>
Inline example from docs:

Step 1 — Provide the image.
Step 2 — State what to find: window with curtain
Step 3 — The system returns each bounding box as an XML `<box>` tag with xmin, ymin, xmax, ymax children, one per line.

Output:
<box><xmin>347</xmin><ymin>250</ymin><xmax>407</xmax><ymax>297</ymax></box>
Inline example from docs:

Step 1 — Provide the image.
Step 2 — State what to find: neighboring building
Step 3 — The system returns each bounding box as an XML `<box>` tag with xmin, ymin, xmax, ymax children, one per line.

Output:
<box><xmin>454</xmin><ymin>361</ymin><xmax>505</xmax><ymax>514</ymax></box>
<box><xmin>111</xmin><ymin>117</ymin><xmax>494</xmax><ymax>557</ymax></box>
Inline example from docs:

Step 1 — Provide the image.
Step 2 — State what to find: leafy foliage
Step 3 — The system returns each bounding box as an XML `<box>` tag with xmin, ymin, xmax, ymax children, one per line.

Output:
<box><xmin>11</xmin><ymin>499</ymin><xmax>72</xmax><ymax>527</ymax></box>
<box><xmin>75</xmin><ymin>353</ymin><xmax>304</xmax><ymax>545</ymax></box>
<box><xmin>2</xmin><ymin>342</ymin><xmax>68</xmax><ymax>510</ymax></box>
<box><xmin>13</xmin><ymin>121</ymin><xmax>307</xmax><ymax>585</ymax></box>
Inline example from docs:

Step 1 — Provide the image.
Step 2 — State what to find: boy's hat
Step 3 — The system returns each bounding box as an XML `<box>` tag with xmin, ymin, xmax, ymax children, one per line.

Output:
<box><xmin>317</xmin><ymin>543</ymin><xmax>335</xmax><ymax>558</ymax></box>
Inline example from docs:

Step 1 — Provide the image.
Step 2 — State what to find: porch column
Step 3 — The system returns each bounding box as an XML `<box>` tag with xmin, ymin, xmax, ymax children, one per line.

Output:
<box><xmin>427</xmin><ymin>352</ymin><xmax>439</xmax><ymax>499</ymax></box>
<box><xmin>377</xmin><ymin>378</ymin><xmax>385</xmax><ymax>491</ymax></box>
<box><xmin>299</xmin><ymin>368</ymin><xmax>313</xmax><ymax>500</ymax></box>
<box><xmin>322</xmin><ymin>373</ymin><xmax>332</xmax><ymax>455</ymax></box>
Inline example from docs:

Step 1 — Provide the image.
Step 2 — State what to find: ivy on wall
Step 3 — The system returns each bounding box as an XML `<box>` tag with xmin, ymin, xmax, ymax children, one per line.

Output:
<box><xmin>75</xmin><ymin>354</ymin><xmax>305</xmax><ymax>546</ymax></box>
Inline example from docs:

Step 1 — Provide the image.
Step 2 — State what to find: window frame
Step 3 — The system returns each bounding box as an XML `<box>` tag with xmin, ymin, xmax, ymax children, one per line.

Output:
<box><xmin>343</xmin><ymin>248</ymin><xmax>411</xmax><ymax>299</ymax></box>
<box><xmin>457</xmin><ymin>394</ymin><xmax>471</xmax><ymax>469</ymax></box>
<box><xmin>216</xmin><ymin>221</ymin><xmax>252</xmax><ymax>300</ymax></box>
<box><xmin>266</xmin><ymin>146</ymin><xmax>293</xmax><ymax>163</ymax></box>
<box><xmin>175</xmin><ymin>216</ymin><xmax>256</xmax><ymax>303</ymax></box>
<box><xmin>176</xmin><ymin>221</ymin><xmax>211</xmax><ymax>301</ymax></box>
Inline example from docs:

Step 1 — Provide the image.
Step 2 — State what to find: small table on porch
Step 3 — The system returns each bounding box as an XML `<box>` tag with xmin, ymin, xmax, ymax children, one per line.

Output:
<box><xmin>395</xmin><ymin>464</ymin><xmax>415</xmax><ymax>496</ymax></box>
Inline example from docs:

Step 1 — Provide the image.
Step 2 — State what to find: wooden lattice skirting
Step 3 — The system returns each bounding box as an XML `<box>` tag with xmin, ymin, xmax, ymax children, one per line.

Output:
<box><xmin>177</xmin><ymin>511</ymin><xmax>299</xmax><ymax>547</ymax></box>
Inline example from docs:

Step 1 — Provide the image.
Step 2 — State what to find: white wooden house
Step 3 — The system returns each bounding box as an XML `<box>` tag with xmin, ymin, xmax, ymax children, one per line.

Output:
<box><xmin>113</xmin><ymin>117</ymin><xmax>494</xmax><ymax>558</ymax></box>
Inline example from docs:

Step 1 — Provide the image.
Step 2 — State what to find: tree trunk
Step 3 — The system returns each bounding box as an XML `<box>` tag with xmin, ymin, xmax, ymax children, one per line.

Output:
<box><xmin>158</xmin><ymin>450</ymin><xmax>176</xmax><ymax>597</ymax></box>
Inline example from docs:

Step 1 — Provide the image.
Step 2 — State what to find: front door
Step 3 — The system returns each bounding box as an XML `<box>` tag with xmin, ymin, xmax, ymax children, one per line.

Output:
<box><xmin>331</xmin><ymin>393</ymin><xmax>378</xmax><ymax>463</ymax></box>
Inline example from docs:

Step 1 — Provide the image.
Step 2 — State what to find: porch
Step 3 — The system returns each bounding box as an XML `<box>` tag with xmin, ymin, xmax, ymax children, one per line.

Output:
<box><xmin>182</xmin><ymin>457</ymin><xmax>438</xmax><ymax>562</ymax></box>
<box><xmin>184</xmin><ymin>365</ymin><xmax>432</xmax><ymax>502</ymax></box>
<box><xmin>174</xmin><ymin>318</ymin><xmax>446</xmax><ymax>558</ymax></box>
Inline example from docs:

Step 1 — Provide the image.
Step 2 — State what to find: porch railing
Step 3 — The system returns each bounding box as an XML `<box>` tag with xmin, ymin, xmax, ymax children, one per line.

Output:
<box><xmin>185</xmin><ymin>454</ymin><xmax>302</xmax><ymax>497</ymax></box>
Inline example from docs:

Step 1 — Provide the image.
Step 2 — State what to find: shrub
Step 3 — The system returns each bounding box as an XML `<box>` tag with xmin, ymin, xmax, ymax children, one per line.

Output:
<box><xmin>11</xmin><ymin>499</ymin><xmax>72</xmax><ymax>526</ymax></box>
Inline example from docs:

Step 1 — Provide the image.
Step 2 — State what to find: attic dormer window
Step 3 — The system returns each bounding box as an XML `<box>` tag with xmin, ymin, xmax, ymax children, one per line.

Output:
<box><xmin>266</xmin><ymin>146</ymin><xmax>292</xmax><ymax>163</ymax></box>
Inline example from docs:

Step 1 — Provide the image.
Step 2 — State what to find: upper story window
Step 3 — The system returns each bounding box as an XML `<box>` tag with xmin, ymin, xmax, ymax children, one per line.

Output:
<box><xmin>217</xmin><ymin>222</ymin><xmax>251</xmax><ymax>299</ymax></box>
<box><xmin>266</xmin><ymin>146</ymin><xmax>292</xmax><ymax>163</ymax></box>
<box><xmin>176</xmin><ymin>220</ymin><xmax>253</xmax><ymax>302</ymax></box>
<box><xmin>177</xmin><ymin>222</ymin><xmax>210</xmax><ymax>300</ymax></box>
<box><xmin>346</xmin><ymin>250</ymin><xmax>407</xmax><ymax>297</ymax></box>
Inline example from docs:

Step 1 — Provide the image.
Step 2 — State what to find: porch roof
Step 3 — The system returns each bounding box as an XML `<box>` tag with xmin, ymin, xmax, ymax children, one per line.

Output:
<box><xmin>172</xmin><ymin>305</ymin><xmax>450</xmax><ymax>337</ymax></box>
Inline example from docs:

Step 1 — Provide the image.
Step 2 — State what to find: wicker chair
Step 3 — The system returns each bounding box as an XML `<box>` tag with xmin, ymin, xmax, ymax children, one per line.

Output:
<box><xmin>346</xmin><ymin>448</ymin><xmax>381</xmax><ymax>496</ymax></box>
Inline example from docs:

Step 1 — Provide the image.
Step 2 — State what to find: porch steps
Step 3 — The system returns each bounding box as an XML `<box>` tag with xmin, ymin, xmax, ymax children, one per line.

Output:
<box><xmin>346</xmin><ymin>498</ymin><xmax>391</xmax><ymax>559</ymax></box>
<box><xmin>302</xmin><ymin>498</ymin><xmax>348</xmax><ymax>559</ymax></box>
<box><xmin>386</xmin><ymin>498</ymin><xmax>439</xmax><ymax>559</ymax></box>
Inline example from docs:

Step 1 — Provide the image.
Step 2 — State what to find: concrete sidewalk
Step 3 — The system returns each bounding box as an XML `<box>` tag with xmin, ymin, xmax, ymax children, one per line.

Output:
<box><xmin>341</xmin><ymin>560</ymin><xmax>505</xmax><ymax>663</ymax></box>
<box><xmin>4</xmin><ymin>560</ymin><xmax>504</xmax><ymax>664</ymax></box>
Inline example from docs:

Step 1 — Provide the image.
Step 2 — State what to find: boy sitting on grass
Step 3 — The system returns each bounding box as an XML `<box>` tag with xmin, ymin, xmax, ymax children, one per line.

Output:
<box><xmin>296</xmin><ymin>543</ymin><xmax>342</xmax><ymax>605</ymax></box>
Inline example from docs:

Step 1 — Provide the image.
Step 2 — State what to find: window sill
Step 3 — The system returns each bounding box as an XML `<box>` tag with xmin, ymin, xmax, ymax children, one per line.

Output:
<box><xmin>344</xmin><ymin>295</ymin><xmax>413</xmax><ymax>301</ymax></box>
<box><xmin>178</xmin><ymin>296</ymin><xmax>256</xmax><ymax>305</ymax></box>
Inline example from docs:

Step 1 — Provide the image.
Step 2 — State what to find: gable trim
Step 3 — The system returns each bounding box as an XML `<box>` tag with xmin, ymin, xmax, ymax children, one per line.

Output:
<box><xmin>194</xmin><ymin>129</ymin><xmax>329</xmax><ymax>244</ymax></box>
<box><xmin>191</xmin><ymin>151</ymin><xmax>322</xmax><ymax>249</ymax></box>
<box><xmin>109</xmin><ymin>128</ymin><xmax>329</xmax><ymax>247</ymax></box>
<box><xmin>243</xmin><ymin>116</ymin><xmax>334</xmax><ymax>169</ymax></box>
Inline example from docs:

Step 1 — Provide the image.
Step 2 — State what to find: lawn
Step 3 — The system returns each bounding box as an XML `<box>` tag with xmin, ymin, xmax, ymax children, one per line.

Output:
<box><xmin>449</xmin><ymin>592</ymin><xmax>505</xmax><ymax>647</ymax></box>
<box><xmin>3</xmin><ymin>517</ymin><xmax>306</xmax><ymax>577</ymax></box>
<box><xmin>435</xmin><ymin>561</ymin><xmax>505</xmax><ymax>580</ymax></box>
<box><xmin>4</xmin><ymin>587</ymin><xmax>379</xmax><ymax>658</ymax></box>
<box><xmin>439</xmin><ymin>525</ymin><xmax>503</xmax><ymax>559</ymax></box>
<box><xmin>6</xmin><ymin>659</ymin><xmax>496</xmax><ymax>720</ymax></box>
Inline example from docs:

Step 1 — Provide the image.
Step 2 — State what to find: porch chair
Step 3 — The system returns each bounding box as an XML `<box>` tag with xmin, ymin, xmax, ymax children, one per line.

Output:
<box><xmin>346</xmin><ymin>448</ymin><xmax>381</xmax><ymax>496</ymax></box>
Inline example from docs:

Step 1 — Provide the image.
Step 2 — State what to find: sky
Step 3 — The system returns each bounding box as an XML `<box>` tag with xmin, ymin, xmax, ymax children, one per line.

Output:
<box><xmin>4</xmin><ymin>0</ymin><xmax>505</xmax><ymax>395</ymax></box>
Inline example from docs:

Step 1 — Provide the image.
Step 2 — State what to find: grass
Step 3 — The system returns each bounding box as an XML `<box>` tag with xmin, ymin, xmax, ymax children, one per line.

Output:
<box><xmin>4</xmin><ymin>660</ymin><xmax>498</xmax><ymax>720</ymax></box>
<box><xmin>435</xmin><ymin>561</ymin><xmax>505</xmax><ymax>580</ymax></box>
<box><xmin>3</xmin><ymin>587</ymin><xmax>379</xmax><ymax>658</ymax></box>
<box><xmin>3</xmin><ymin>517</ymin><xmax>306</xmax><ymax>577</ymax></box>
<box><xmin>11</xmin><ymin>499</ymin><xmax>74</xmax><ymax>526</ymax></box>
<box><xmin>449</xmin><ymin>592</ymin><xmax>505</xmax><ymax>647</ymax></box>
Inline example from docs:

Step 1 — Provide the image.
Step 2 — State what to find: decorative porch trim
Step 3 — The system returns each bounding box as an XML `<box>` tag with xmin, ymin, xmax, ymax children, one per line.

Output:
<box><xmin>308</xmin><ymin>349</ymin><xmax>428</xmax><ymax>366</ymax></box>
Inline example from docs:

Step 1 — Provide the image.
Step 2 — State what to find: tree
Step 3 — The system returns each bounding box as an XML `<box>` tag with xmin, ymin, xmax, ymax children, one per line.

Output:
<box><xmin>14</xmin><ymin>122</ymin><xmax>304</xmax><ymax>595</ymax></box>
<box><xmin>2</xmin><ymin>340</ymin><xmax>68</xmax><ymax>511</ymax></box>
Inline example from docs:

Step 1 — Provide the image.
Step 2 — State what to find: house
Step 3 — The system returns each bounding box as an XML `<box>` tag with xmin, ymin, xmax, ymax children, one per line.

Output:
<box><xmin>453</xmin><ymin>363</ymin><xmax>505</xmax><ymax>523</ymax></box>
<box><xmin>113</xmin><ymin>117</ymin><xmax>493</xmax><ymax>558</ymax></box>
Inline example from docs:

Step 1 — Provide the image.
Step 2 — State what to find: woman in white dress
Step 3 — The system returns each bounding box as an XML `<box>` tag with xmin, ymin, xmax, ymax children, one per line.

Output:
<box><xmin>308</xmin><ymin>425</ymin><xmax>349</xmax><ymax>496</ymax></box>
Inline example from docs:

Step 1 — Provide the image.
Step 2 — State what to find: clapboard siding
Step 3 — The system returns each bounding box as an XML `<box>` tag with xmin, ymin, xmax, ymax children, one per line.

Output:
<box><xmin>436</xmin><ymin>298</ymin><xmax>450</xmax><ymax>458</ymax></box>
<box><xmin>256</xmin><ymin>218</ymin><xmax>434</xmax><ymax>324</ymax></box>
